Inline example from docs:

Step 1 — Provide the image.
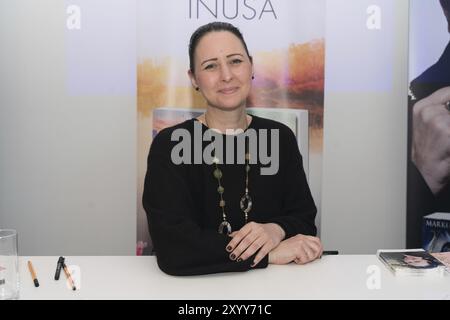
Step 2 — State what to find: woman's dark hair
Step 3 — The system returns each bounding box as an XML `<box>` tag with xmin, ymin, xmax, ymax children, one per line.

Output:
<box><xmin>403</xmin><ymin>253</ymin><xmax>439</xmax><ymax>269</ymax></box>
<box><xmin>188</xmin><ymin>21</ymin><xmax>252</xmax><ymax>73</ymax></box>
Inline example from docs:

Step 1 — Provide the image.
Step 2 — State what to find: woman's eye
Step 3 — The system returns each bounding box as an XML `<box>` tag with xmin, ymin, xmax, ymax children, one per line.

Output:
<box><xmin>230</xmin><ymin>59</ymin><xmax>243</xmax><ymax>65</ymax></box>
<box><xmin>204</xmin><ymin>64</ymin><xmax>216</xmax><ymax>70</ymax></box>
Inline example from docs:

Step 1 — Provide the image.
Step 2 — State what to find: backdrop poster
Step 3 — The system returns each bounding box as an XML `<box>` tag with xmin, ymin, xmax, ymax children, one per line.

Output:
<box><xmin>137</xmin><ymin>0</ymin><xmax>326</xmax><ymax>254</ymax></box>
<box><xmin>407</xmin><ymin>0</ymin><xmax>450</xmax><ymax>250</ymax></box>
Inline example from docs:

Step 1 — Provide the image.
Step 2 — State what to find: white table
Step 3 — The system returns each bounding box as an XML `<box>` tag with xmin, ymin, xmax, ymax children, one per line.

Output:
<box><xmin>17</xmin><ymin>255</ymin><xmax>450</xmax><ymax>300</ymax></box>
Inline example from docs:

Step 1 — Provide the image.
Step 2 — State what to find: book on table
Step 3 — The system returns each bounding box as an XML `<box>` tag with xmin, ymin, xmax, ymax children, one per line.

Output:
<box><xmin>377</xmin><ymin>249</ymin><xmax>446</xmax><ymax>276</ymax></box>
<box><xmin>423</xmin><ymin>212</ymin><xmax>450</xmax><ymax>253</ymax></box>
<box><xmin>431</xmin><ymin>252</ymin><xmax>450</xmax><ymax>272</ymax></box>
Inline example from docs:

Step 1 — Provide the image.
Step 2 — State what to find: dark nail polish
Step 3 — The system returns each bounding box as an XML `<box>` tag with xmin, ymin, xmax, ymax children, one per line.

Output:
<box><xmin>226</xmin><ymin>246</ymin><xmax>232</xmax><ymax>252</ymax></box>
<box><xmin>237</xmin><ymin>258</ymin><xmax>242</xmax><ymax>262</ymax></box>
<box><xmin>230</xmin><ymin>254</ymin><xmax>236</xmax><ymax>260</ymax></box>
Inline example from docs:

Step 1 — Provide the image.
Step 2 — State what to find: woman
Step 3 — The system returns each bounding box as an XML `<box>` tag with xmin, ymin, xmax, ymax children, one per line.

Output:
<box><xmin>143</xmin><ymin>22</ymin><xmax>322</xmax><ymax>276</ymax></box>
<box><xmin>403</xmin><ymin>254</ymin><xmax>439</xmax><ymax>269</ymax></box>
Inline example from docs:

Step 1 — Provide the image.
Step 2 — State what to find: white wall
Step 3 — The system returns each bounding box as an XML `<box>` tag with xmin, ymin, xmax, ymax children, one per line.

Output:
<box><xmin>321</xmin><ymin>0</ymin><xmax>409</xmax><ymax>253</ymax></box>
<box><xmin>0</xmin><ymin>0</ymin><xmax>136</xmax><ymax>255</ymax></box>
<box><xmin>0</xmin><ymin>0</ymin><xmax>409</xmax><ymax>255</ymax></box>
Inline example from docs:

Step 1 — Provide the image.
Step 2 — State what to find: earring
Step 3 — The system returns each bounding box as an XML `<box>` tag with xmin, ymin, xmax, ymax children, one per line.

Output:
<box><xmin>195</xmin><ymin>87</ymin><xmax>199</xmax><ymax>91</ymax></box>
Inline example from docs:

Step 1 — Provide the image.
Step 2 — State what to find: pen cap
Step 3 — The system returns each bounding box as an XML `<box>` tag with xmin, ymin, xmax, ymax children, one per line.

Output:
<box><xmin>54</xmin><ymin>256</ymin><xmax>65</xmax><ymax>280</ymax></box>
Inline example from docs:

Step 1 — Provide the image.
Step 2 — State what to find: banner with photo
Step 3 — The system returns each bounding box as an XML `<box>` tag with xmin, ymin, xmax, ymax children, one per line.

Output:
<box><xmin>137</xmin><ymin>0</ymin><xmax>326</xmax><ymax>254</ymax></box>
<box><xmin>407</xmin><ymin>0</ymin><xmax>450</xmax><ymax>251</ymax></box>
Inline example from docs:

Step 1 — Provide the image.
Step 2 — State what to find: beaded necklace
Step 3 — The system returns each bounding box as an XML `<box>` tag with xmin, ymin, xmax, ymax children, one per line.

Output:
<box><xmin>204</xmin><ymin>114</ymin><xmax>253</xmax><ymax>235</ymax></box>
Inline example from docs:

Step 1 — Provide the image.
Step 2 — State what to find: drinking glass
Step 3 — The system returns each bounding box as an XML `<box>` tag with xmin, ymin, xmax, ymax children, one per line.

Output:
<box><xmin>0</xmin><ymin>229</ymin><xmax>20</xmax><ymax>300</ymax></box>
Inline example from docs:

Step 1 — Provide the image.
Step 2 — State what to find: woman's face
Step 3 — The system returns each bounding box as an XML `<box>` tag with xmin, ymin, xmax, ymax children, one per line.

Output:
<box><xmin>189</xmin><ymin>31</ymin><xmax>253</xmax><ymax>111</ymax></box>
<box><xmin>403</xmin><ymin>255</ymin><xmax>430</xmax><ymax>267</ymax></box>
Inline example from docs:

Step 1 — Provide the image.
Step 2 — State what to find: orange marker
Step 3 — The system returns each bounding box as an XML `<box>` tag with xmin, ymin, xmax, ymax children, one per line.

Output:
<box><xmin>62</xmin><ymin>263</ymin><xmax>76</xmax><ymax>291</ymax></box>
<box><xmin>27</xmin><ymin>260</ymin><xmax>39</xmax><ymax>287</ymax></box>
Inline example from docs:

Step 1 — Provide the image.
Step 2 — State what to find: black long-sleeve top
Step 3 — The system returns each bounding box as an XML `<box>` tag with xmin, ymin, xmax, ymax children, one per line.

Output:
<box><xmin>142</xmin><ymin>114</ymin><xmax>317</xmax><ymax>276</ymax></box>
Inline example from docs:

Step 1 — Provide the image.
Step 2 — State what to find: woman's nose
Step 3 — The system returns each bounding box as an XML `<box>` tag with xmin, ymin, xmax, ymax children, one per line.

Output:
<box><xmin>220</xmin><ymin>64</ymin><xmax>233</xmax><ymax>82</ymax></box>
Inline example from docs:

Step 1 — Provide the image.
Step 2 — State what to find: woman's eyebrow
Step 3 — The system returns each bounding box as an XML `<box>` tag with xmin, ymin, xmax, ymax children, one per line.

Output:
<box><xmin>200</xmin><ymin>53</ymin><xmax>244</xmax><ymax>66</ymax></box>
<box><xmin>226</xmin><ymin>53</ymin><xmax>244</xmax><ymax>58</ymax></box>
<box><xmin>201</xmin><ymin>57</ymin><xmax>218</xmax><ymax>66</ymax></box>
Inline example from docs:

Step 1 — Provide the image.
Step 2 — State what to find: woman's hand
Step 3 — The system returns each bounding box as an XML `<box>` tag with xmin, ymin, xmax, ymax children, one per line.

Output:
<box><xmin>268</xmin><ymin>234</ymin><xmax>323</xmax><ymax>265</ymax></box>
<box><xmin>226</xmin><ymin>222</ymin><xmax>285</xmax><ymax>266</ymax></box>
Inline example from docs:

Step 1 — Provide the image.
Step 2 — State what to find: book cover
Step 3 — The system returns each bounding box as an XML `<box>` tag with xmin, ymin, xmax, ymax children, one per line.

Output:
<box><xmin>431</xmin><ymin>252</ymin><xmax>450</xmax><ymax>273</ymax></box>
<box><xmin>423</xmin><ymin>212</ymin><xmax>450</xmax><ymax>253</ymax></box>
<box><xmin>377</xmin><ymin>249</ymin><xmax>446</xmax><ymax>276</ymax></box>
<box><xmin>152</xmin><ymin>108</ymin><xmax>203</xmax><ymax>138</ymax></box>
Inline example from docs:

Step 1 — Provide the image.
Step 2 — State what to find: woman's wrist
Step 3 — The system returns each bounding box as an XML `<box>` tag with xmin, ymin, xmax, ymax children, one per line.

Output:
<box><xmin>268</xmin><ymin>250</ymin><xmax>275</xmax><ymax>264</ymax></box>
<box><xmin>267</xmin><ymin>223</ymin><xmax>286</xmax><ymax>242</ymax></box>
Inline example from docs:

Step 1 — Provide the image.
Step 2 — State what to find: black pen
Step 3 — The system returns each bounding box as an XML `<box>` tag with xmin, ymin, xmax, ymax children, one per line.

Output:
<box><xmin>322</xmin><ymin>250</ymin><xmax>339</xmax><ymax>255</ymax></box>
<box><xmin>54</xmin><ymin>256</ymin><xmax>65</xmax><ymax>280</ymax></box>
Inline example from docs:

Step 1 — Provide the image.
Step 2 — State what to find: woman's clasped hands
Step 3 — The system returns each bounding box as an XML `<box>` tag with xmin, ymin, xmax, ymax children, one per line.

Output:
<box><xmin>226</xmin><ymin>222</ymin><xmax>323</xmax><ymax>267</ymax></box>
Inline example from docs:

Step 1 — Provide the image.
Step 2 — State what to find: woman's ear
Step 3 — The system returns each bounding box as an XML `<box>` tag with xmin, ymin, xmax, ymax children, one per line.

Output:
<box><xmin>249</xmin><ymin>56</ymin><xmax>254</xmax><ymax>79</ymax></box>
<box><xmin>188</xmin><ymin>69</ymin><xmax>199</xmax><ymax>91</ymax></box>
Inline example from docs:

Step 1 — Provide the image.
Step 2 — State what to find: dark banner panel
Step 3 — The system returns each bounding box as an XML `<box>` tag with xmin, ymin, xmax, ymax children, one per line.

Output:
<box><xmin>407</xmin><ymin>0</ymin><xmax>450</xmax><ymax>250</ymax></box>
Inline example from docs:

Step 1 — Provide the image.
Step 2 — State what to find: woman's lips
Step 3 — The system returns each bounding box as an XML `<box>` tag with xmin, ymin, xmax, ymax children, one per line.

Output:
<box><xmin>218</xmin><ymin>87</ymin><xmax>238</xmax><ymax>94</ymax></box>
